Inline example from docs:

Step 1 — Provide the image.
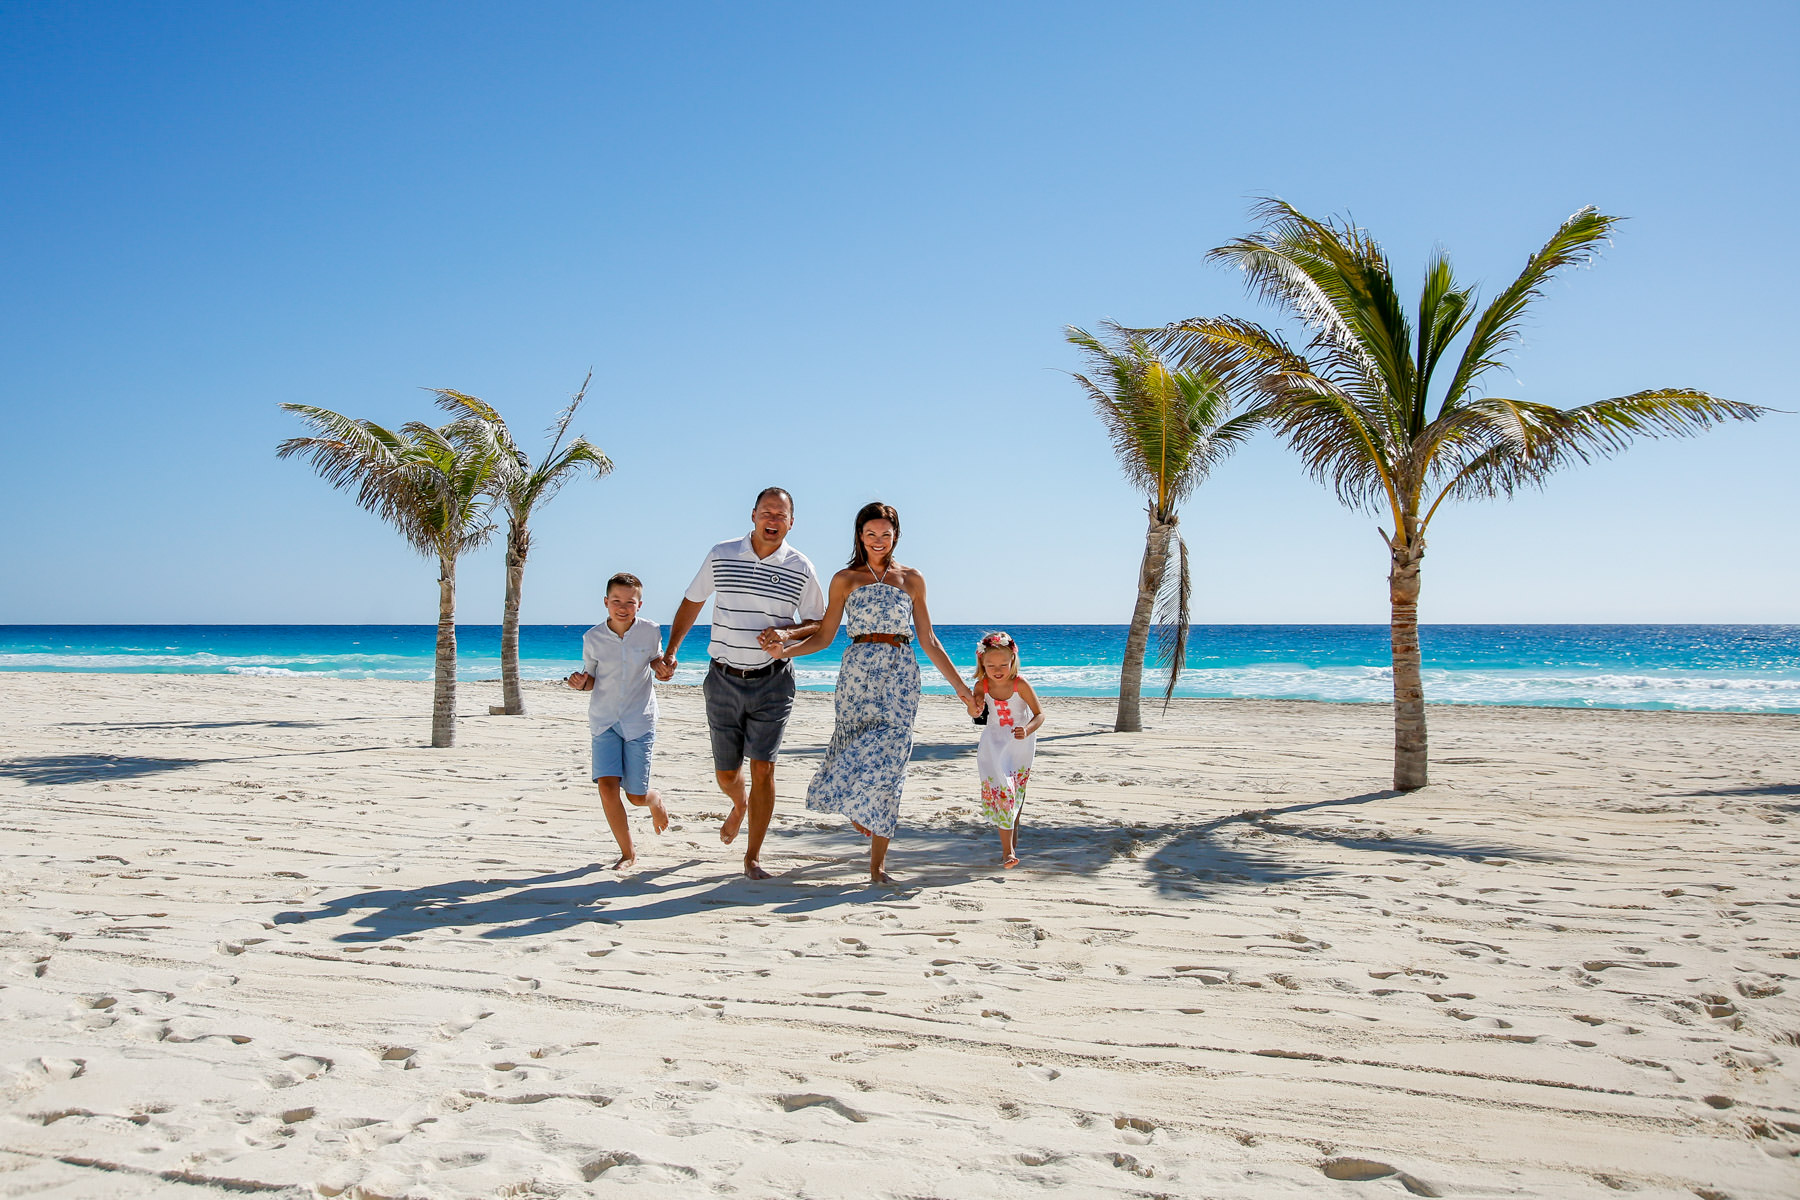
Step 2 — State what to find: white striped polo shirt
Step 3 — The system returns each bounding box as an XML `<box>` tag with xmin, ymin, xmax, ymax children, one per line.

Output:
<box><xmin>683</xmin><ymin>535</ymin><xmax>826</xmax><ymax>669</ymax></box>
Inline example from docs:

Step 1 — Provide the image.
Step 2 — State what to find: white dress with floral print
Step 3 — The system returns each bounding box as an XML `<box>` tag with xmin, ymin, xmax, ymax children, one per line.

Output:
<box><xmin>803</xmin><ymin>582</ymin><xmax>919</xmax><ymax>840</ymax></box>
<box><xmin>977</xmin><ymin>686</ymin><xmax>1036</xmax><ymax>830</ymax></box>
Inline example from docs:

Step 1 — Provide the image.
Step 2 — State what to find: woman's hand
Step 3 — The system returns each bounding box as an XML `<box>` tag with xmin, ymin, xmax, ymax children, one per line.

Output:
<box><xmin>964</xmin><ymin>693</ymin><xmax>984</xmax><ymax>717</ymax></box>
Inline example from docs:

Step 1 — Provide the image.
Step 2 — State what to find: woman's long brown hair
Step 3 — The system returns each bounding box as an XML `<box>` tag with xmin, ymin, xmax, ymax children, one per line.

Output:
<box><xmin>847</xmin><ymin>501</ymin><xmax>901</xmax><ymax>571</ymax></box>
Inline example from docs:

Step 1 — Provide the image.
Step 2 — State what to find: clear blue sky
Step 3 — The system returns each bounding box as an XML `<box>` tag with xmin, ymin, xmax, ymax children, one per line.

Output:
<box><xmin>3</xmin><ymin>1</ymin><xmax>1795</xmax><ymax>626</ymax></box>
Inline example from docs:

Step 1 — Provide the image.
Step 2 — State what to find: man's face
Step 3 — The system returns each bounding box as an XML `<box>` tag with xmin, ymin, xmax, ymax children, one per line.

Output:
<box><xmin>605</xmin><ymin>586</ymin><xmax>643</xmax><ymax>623</ymax></box>
<box><xmin>751</xmin><ymin>496</ymin><xmax>794</xmax><ymax>545</ymax></box>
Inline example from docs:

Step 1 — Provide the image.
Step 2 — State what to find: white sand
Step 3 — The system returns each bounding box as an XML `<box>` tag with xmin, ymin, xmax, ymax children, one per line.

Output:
<box><xmin>1</xmin><ymin>671</ymin><xmax>1796</xmax><ymax>1198</ymax></box>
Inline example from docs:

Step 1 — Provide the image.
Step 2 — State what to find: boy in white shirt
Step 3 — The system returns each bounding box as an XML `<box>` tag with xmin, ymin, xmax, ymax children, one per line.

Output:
<box><xmin>566</xmin><ymin>572</ymin><xmax>672</xmax><ymax>869</ymax></box>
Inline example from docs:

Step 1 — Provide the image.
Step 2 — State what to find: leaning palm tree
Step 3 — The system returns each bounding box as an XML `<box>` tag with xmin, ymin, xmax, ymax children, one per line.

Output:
<box><xmin>433</xmin><ymin>377</ymin><xmax>612</xmax><ymax>716</ymax></box>
<box><xmin>277</xmin><ymin>408</ymin><xmax>504</xmax><ymax>747</ymax></box>
<box><xmin>1141</xmin><ymin>201</ymin><xmax>1763</xmax><ymax>789</ymax></box>
<box><xmin>1069</xmin><ymin>324</ymin><xmax>1262</xmax><ymax>733</ymax></box>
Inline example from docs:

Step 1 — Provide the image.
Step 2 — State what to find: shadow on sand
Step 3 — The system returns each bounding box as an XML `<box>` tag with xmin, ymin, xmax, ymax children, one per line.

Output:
<box><xmin>270</xmin><ymin>789</ymin><xmax>1544</xmax><ymax>943</ymax></box>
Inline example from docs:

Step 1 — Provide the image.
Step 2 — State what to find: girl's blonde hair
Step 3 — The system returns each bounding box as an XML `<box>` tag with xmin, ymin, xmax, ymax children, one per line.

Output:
<box><xmin>971</xmin><ymin>630</ymin><xmax>1019</xmax><ymax>688</ymax></box>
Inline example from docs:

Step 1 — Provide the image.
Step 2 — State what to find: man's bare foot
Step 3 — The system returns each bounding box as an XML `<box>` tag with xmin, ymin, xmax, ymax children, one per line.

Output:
<box><xmin>611</xmin><ymin>853</ymin><xmax>637</xmax><ymax>870</ymax></box>
<box><xmin>871</xmin><ymin>869</ymin><xmax>895</xmax><ymax>884</ymax></box>
<box><xmin>720</xmin><ymin>802</ymin><xmax>747</xmax><ymax>844</ymax></box>
<box><xmin>743</xmin><ymin>858</ymin><xmax>773</xmax><ymax>881</ymax></box>
<box><xmin>647</xmin><ymin>790</ymin><xmax>670</xmax><ymax>834</ymax></box>
<box><xmin>851</xmin><ymin>821</ymin><xmax>873</xmax><ymax>839</ymax></box>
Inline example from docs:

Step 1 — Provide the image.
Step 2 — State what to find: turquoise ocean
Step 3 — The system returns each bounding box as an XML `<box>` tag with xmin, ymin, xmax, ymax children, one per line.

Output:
<box><xmin>2</xmin><ymin>625</ymin><xmax>1797</xmax><ymax>713</ymax></box>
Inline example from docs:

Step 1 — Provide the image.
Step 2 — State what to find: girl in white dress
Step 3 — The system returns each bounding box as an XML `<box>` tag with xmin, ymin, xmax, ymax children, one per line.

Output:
<box><xmin>963</xmin><ymin>631</ymin><xmax>1045</xmax><ymax>868</ymax></box>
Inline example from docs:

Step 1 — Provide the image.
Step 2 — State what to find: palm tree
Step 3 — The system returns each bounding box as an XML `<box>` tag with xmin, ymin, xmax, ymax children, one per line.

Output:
<box><xmin>1069</xmin><ymin>324</ymin><xmax>1262</xmax><ymax>733</ymax></box>
<box><xmin>1141</xmin><ymin>201</ymin><xmax>1764</xmax><ymax>789</ymax></box>
<box><xmin>277</xmin><ymin>408</ymin><xmax>504</xmax><ymax>747</ymax></box>
<box><xmin>433</xmin><ymin>376</ymin><xmax>612</xmax><ymax>716</ymax></box>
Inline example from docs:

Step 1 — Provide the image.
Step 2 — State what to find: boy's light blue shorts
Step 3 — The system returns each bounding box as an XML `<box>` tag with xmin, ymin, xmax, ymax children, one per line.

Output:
<box><xmin>591</xmin><ymin>727</ymin><xmax>654</xmax><ymax>796</ymax></box>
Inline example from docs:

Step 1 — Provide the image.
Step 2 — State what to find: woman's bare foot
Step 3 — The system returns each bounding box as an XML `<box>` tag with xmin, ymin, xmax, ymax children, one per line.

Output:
<box><xmin>646</xmin><ymin>790</ymin><xmax>670</xmax><ymax>834</ymax></box>
<box><xmin>743</xmin><ymin>858</ymin><xmax>773</xmax><ymax>881</ymax></box>
<box><xmin>611</xmin><ymin>853</ymin><xmax>637</xmax><ymax>870</ymax></box>
<box><xmin>851</xmin><ymin>821</ymin><xmax>873</xmax><ymax>839</ymax></box>
<box><xmin>720</xmin><ymin>802</ymin><xmax>747</xmax><ymax>844</ymax></box>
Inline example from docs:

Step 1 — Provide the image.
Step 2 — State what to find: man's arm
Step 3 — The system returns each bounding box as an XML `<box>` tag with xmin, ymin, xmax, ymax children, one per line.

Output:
<box><xmin>657</xmin><ymin>598</ymin><xmax>707</xmax><ymax>674</ymax></box>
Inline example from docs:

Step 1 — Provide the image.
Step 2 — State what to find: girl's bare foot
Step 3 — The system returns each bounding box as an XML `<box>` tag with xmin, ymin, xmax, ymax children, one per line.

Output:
<box><xmin>646</xmin><ymin>790</ymin><xmax>670</xmax><ymax>834</ymax></box>
<box><xmin>1001</xmin><ymin>855</ymin><xmax>1019</xmax><ymax>869</ymax></box>
<box><xmin>611</xmin><ymin>853</ymin><xmax>637</xmax><ymax>870</ymax></box>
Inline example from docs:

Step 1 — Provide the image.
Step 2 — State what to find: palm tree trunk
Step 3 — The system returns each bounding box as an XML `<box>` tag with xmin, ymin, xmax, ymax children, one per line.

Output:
<box><xmin>500</xmin><ymin>522</ymin><xmax>526</xmax><ymax>715</ymax></box>
<box><xmin>1115</xmin><ymin>516</ymin><xmax>1173</xmax><ymax>734</ymax></box>
<box><xmin>432</xmin><ymin>552</ymin><xmax>458</xmax><ymax>748</ymax></box>
<box><xmin>1388</xmin><ymin>535</ymin><xmax>1427</xmax><ymax>790</ymax></box>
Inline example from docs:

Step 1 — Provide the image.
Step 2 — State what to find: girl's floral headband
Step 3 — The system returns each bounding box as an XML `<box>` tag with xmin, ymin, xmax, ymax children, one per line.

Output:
<box><xmin>978</xmin><ymin>632</ymin><xmax>1014</xmax><ymax>650</ymax></box>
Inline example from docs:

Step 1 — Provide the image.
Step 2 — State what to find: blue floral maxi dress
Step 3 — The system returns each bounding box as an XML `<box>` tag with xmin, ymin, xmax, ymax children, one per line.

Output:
<box><xmin>804</xmin><ymin>583</ymin><xmax>919</xmax><ymax>839</ymax></box>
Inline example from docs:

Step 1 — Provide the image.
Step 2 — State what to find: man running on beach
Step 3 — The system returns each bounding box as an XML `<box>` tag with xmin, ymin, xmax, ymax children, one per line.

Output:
<box><xmin>655</xmin><ymin>487</ymin><xmax>824</xmax><ymax>880</ymax></box>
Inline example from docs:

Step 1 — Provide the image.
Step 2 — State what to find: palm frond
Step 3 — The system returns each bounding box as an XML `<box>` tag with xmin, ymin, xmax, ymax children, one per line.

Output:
<box><xmin>1208</xmin><ymin>199</ymin><xmax>1418</xmax><ymax>433</ymax></box>
<box><xmin>1069</xmin><ymin>324</ymin><xmax>1260</xmax><ymax>517</ymax></box>
<box><xmin>1438</xmin><ymin>207</ymin><xmax>1617</xmax><ymax>410</ymax></box>
<box><xmin>1151</xmin><ymin>530</ymin><xmax>1191</xmax><ymax>709</ymax></box>
<box><xmin>1414</xmin><ymin>248</ymin><xmax>1476</xmax><ymax>416</ymax></box>
<box><xmin>278</xmin><ymin>405</ymin><xmax>502</xmax><ymax>560</ymax></box>
<box><xmin>1420</xmin><ymin>389</ymin><xmax>1766</xmax><ymax>526</ymax></box>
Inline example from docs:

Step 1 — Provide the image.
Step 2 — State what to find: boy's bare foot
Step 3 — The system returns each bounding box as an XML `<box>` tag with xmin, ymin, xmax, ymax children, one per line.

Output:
<box><xmin>646</xmin><ymin>790</ymin><xmax>670</xmax><ymax>834</ymax></box>
<box><xmin>743</xmin><ymin>858</ymin><xmax>772</xmax><ymax>881</ymax></box>
<box><xmin>871</xmin><ymin>869</ymin><xmax>895</xmax><ymax>885</ymax></box>
<box><xmin>611</xmin><ymin>854</ymin><xmax>638</xmax><ymax>870</ymax></box>
<box><xmin>720</xmin><ymin>802</ymin><xmax>747</xmax><ymax>844</ymax></box>
<box><xmin>851</xmin><ymin>820</ymin><xmax>873</xmax><ymax>839</ymax></box>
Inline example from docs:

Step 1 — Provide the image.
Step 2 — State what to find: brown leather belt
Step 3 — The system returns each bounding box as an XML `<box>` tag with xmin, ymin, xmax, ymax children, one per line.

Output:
<box><xmin>852</xmin><ymin>633</ymin><xmax>911</xmax><ymax>646</ymax></box>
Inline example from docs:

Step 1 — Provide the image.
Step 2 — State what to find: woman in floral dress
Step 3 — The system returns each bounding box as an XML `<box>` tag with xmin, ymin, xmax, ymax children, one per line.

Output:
<box><xmin>768</xmin><ymin>502</ymin><xmax>974</xmax><ymax>883</ymax></box>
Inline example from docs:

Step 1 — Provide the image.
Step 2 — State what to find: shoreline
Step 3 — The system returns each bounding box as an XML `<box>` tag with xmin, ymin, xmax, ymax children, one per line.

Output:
<box><xmin>7</xmin><ymin>669</ymin><xmax>1800</xmax><ymax>721</ymax></box>
<box><xmin>2</xmin><ymin>671</ymin><xmax>1796</xmax><ymax>1197</ymax></box>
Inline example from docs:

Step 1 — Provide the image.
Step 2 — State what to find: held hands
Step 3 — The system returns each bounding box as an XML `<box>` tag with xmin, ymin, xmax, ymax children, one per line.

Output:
<box><xmin>757</xmin><ymin>627</ymin><xmax>789</xmax><ymax>659</ymax></box>
<box><xmin>650</xmin><ymin>654</ymin><xmax>676</xmax><ymax>681</ymax></box>
<box><xmin>962</xmin><ymin>692</ymin><xmax>984</xmax><ymax>718</ymax></box>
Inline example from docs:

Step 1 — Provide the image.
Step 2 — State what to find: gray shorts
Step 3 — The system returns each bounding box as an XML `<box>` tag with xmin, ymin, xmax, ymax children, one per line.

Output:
<box><xmin>703</xmin><ymin>659</ymin><xmax>796</xmax><ymax>772</ymax></box>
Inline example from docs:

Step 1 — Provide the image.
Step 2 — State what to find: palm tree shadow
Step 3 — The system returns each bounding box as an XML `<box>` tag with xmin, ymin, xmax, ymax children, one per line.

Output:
<box><xmin>0</xmin><ymin>754</ymin><xmax>208</xmax><ymax>785</ymax></box>
<box><xmin>0</xmin><ymin>747</ymin><xmax>409</xmax><ymax>785</ymax></box>
<box><xmin>1140</xmin><ymin>789</ymin><xmax>1550</xmax><ymax>895</ymax></box>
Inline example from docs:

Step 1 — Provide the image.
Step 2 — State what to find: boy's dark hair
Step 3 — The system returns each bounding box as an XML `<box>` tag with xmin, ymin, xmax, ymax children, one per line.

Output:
<box><xmin>606</xmin><ymin>572</ymin><xmax>643</xmax><ymax>594</ymax></box>
<box><xmin>754</xmin><ymin>486</ymin><xmax>794</xmax><ymax>514</ymax></box>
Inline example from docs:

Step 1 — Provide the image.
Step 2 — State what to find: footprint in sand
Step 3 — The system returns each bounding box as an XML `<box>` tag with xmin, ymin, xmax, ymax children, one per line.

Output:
<box><xmin>378</xmin><ymin>1047</ymin><xmax>417</xmax><ymax>1068</ymax></box>
<box><xmin>778</xmin><ymin>1093</ymin><xmax>868</xmax><ymax>1122</ymax></box>
<box><xmin>264</xmin><ymin>1054</ymin><xmax>332</xmax><ymax>1089</ymax></box>
<box><xmin>505</xmin><ymin>976</ymin><xmax>540</xmax><ymax>993</ymax></box>
<box><xmin>1114</xmin><ymin>1116</ymin><xmax>1157</xmax><ymax>1144</ymax></box>
<box><xmin>1321</xmin><ymin>1158</ymin><xmax>1441</xmax><ymax>1196</ymax></box>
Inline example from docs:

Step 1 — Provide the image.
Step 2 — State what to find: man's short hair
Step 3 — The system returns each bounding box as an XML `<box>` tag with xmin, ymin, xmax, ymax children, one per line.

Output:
<box><xmin>606</xmin><ymin>572</ymin><xmax>643</xmax><ymax>594</ymax></box>
<box><xmin>754</xmin><ymin>486</ymin><xmax>794</xmax><ymax>514</ymax></box>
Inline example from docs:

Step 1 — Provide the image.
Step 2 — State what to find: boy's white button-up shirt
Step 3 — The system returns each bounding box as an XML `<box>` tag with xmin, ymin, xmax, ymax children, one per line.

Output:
<box><xmin>581</xmin><ymin>617</ymin><xmax>662</xmax><ymax>738</ymax></box>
